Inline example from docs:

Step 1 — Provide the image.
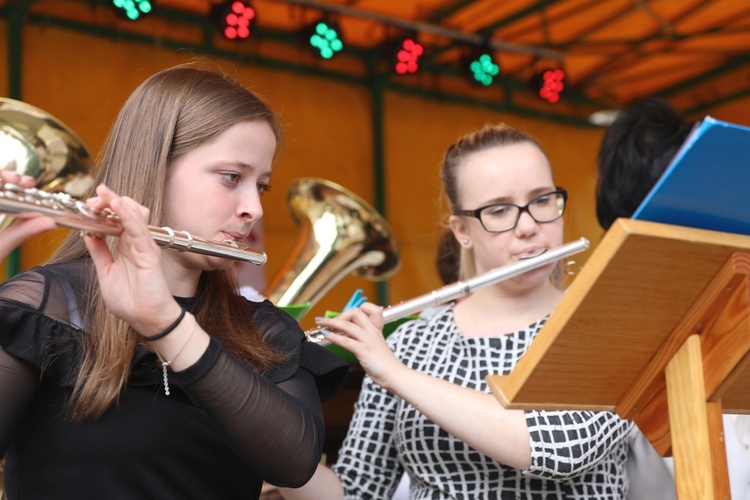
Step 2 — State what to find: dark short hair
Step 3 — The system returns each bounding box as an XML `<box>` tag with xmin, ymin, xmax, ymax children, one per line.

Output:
<box><xmin>596</xmin><ymin>97</ymin><xmax>694</xmax><ymax>229</ymax></box>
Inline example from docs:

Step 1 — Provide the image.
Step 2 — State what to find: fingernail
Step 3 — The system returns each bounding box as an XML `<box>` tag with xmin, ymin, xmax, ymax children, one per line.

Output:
<box><xmin>314</xmin><ymin>316</ymin><xmax>324</xmax><ymax>322</ymax></box>
<box><xmin>319</xmin><ymin>328</ymin><xmax>330</xmax><ymax>336</ymax></box>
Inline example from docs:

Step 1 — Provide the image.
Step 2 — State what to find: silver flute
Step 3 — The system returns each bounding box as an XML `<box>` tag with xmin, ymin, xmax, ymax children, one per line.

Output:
<box><xmin>0</xmin><ymin>182</ymin><xmax>267</xmax><ymax>265</ymax></box>
<box><xmin>306</xmin><ymin>237</ymin><xmax>590</xmax><ymax>344</ymax></box>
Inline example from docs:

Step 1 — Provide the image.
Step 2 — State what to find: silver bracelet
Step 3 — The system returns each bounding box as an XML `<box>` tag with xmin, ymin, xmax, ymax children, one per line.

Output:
<box><xmin>155</xmin><ymin>314</ymin><xmax>197</xmax><ymax>396</ymax></box>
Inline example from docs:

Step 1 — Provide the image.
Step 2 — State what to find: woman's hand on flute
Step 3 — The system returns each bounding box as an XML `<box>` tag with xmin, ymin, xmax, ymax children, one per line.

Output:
<box><xmin>0</xmin><ymin>170</ymin><xmax>56</xmax><ymax>262</ymax></box>
<box><xmin>84</xmin><ymin>184</ymin><xmax>182</xmax><ymax>335</ymax></box>
<box><xmin>314</xmin><ymin>303</ymin><xmax>407</xmax><ymax>390</ymax></box>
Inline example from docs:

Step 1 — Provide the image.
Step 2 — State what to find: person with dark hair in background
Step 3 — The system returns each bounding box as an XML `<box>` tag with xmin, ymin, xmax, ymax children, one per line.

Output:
<box><xmin>595</xmin><ymin>97</ymin><xmax>689</xmax><ymax>500</ymax></box>
<box><xmin>596</xmin><ymin>97</ymin><xmax>750</xmax><ymax>500</ymax></box>
<box><xmin>595</xmin><ymin>97</ymin><xmax>694</xmax><ymax>231</ymax></box>
<box><xmin>0</xmin><ymin>62</ymin><xmax>348</xmax><ymax>500</ymax></box>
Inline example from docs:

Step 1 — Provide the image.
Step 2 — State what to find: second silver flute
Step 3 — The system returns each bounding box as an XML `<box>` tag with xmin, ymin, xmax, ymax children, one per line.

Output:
<box><xmin>306</xmin><ymin>237</ymin><xmax>590</xmax><ymax>344</ymax></box>
<box><xmin>0</xmin><ymin>182</ymin><xmax>267</xmax><ymax>265</ymax></box>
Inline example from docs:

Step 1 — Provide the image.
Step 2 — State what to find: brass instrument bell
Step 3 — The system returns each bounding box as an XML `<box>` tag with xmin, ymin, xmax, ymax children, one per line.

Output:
<box><xmin>264</xmin><ymin>178</ymin><xmax>400</xmax><ymax>313</ymax></box>
<box><xmin>0</xmin><ymin>97</ymin><xmax>93</xmax><ymax>231</ymax></box>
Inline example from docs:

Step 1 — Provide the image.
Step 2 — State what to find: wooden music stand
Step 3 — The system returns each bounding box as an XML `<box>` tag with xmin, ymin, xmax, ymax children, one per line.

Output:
<box><xmin>487</xmin><ymin>218</ymin><xmax>750</xmax><ymax>500</ymax></box>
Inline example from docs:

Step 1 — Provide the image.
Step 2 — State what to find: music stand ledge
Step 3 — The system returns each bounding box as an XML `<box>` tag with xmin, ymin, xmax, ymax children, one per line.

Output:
<box><xmin>487</xmin><ymin>218</ymin><xmax>750</xmax><ymax>500</ymax></box>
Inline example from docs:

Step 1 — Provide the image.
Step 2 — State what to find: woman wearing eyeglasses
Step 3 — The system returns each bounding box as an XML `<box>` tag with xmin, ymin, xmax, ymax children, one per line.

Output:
<box><xmin>280</xmin><ymin>124</ymin><xmax>633</xmax><ymax>499</ymax></box>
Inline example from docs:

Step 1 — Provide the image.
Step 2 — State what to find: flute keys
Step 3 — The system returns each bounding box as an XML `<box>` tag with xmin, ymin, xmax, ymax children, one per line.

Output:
<box><xmin>79</xmin><ymin>230</ymin><xmax>105</xmax><ymax>240</ymax></box>
<box><xmin>1</xmin><ymin>183</ymin><xmax>23</xmax><ymax>199</ymax></box>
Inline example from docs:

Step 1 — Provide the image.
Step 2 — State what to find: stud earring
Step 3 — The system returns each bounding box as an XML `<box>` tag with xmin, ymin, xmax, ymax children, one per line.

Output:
<box><xmin>463</xmin><ymin>239</ymin><xmax>469</xmax><ymax>245</ymax></box>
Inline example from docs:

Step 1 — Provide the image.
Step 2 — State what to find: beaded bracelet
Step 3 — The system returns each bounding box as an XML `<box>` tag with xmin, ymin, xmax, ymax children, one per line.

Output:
<box><xmin>143</xmin><ymin>308</ymin><xmax>186</xmax><ymax>342</ymax></box>
<box><xmin>155</xmin><ymin>315</ymin><xmax>197</xmax><ymax>396</ymax></box>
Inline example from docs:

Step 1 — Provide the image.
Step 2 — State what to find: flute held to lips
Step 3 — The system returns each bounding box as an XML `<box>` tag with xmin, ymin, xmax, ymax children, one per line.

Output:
<box><xmin>0</xmin><ymin>182</ymin><xmax>267</xmax><ymax>266</ymax></box>
<box><xmin>306</xmin><ymin>237</ymin><xmax>590</xmax><ymax>345</ymax></box>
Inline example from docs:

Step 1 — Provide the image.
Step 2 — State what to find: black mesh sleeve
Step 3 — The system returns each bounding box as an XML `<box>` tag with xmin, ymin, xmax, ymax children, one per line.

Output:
<box><xmin>171</xmin><ymin>300</ymin><xmax>348</xmax><ymax>487</ymax></box>
<box><xmin>172</xmin><ymin>338</ymin><xmax>326</xmax><ymax>487</ymax></box>
<box><xmin>0</xmin><ymin>345</ymin><xmax>39</xmax><ymax>455</ymax></box>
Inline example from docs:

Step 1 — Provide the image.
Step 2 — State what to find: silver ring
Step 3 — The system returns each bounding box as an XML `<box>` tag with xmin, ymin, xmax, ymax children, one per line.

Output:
<box><xmin>162</xmin><ymin>226</ymin><xmax>176</xmax><ymax>249</ymax></box>
<box><xmin>179</xmin><ymin>231</ymin><xmax>194</xmax><ymax>252</ymax></box>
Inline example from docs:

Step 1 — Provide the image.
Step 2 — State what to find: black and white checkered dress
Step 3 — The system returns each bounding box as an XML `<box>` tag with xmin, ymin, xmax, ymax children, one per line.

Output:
<box><xmin>333</xmin><ymin>304</ymin><xmax>633</xmax><ymax>499</ymax></box>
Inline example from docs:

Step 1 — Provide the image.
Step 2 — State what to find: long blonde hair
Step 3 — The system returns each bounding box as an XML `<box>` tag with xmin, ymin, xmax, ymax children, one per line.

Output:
<box><xmin>50</xmin><ymin>63</ymin><xmax>286</xmax><ymax>420</ymax></box>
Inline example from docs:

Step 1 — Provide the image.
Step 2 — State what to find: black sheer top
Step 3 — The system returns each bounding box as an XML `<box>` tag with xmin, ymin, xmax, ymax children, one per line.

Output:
<box><xmin>0</xmin><ymin>260</ymin><xmax>348</xmax><ymax>499</ymax></box>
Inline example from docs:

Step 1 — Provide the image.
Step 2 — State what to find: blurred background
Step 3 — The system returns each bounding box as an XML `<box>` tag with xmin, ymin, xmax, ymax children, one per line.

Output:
<box><xmin>2</xmin><ymin>0</ymin><xmax>748</xmax><ymax>329</ymax></box>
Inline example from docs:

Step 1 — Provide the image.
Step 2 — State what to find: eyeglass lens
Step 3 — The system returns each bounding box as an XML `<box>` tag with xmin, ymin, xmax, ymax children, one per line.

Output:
<box><xmin>480</xmin><ymin>192</ymin><xmax>565</xmax><ymax>232</ymax></box>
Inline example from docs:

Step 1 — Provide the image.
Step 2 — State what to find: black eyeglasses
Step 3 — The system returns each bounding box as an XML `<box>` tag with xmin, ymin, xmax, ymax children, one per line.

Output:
<box><xmin>453</xmin><ymin>189</ymin><xmax>568</xmax><ymax>233</ymax></box>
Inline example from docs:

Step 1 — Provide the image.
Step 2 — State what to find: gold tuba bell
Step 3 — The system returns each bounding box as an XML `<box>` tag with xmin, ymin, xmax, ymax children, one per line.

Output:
<box><xmin>0</xmin><ymin>97</ymin><xmax>93</xmax><ymax>231</ymax></box>
<box><xmin>264</xmin><ymin>178</ymin><xmax>400</xmax><ymax>315</ymax></box>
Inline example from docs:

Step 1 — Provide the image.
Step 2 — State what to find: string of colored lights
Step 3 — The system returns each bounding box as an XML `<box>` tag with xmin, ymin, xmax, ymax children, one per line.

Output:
<box><xmin>267</xmin><ymin>0</ymin><xmax>564</xmax><ymax>61</ymax></box>
<box><xmin>267</xmin><ymin>0</ymin><xmax>565</xmax><ymax>101</ymax></box>
<box><xmin>109</xmin><ymin>0</ymin><xmax>565</xmax><ymax>102</ymax></box>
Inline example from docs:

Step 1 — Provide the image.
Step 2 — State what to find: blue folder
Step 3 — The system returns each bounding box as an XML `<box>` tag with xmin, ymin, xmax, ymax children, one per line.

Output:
<box><xmin>632</xmin><ymin>116</ymin><xmax>750</xmax><ymax>235</ymax></box>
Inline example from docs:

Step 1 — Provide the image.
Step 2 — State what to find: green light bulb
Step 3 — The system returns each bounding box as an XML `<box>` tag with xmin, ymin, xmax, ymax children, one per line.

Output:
<box><xmin>309</xmin><ymin>21</ymin><xmax>343</xmax><ymax>58</ymax></box>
